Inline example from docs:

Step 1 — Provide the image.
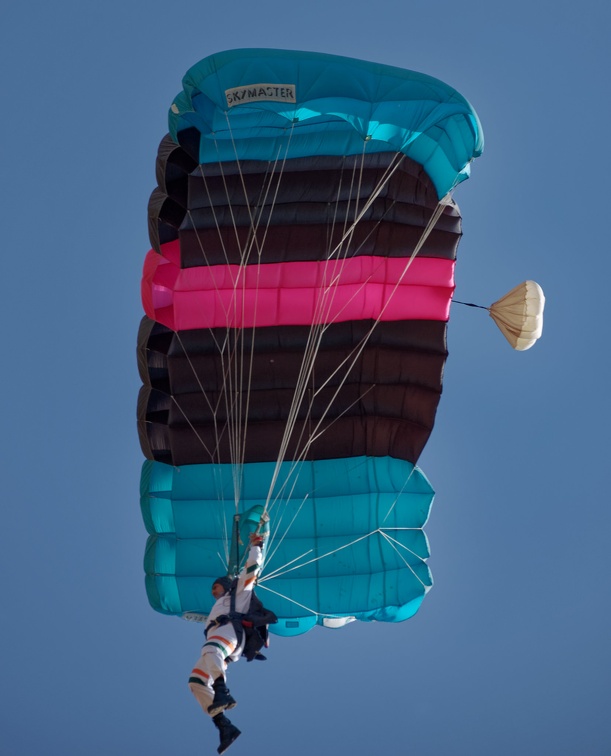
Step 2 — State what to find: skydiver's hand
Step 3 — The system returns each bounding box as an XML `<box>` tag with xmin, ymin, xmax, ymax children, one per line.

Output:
<box><xmin>249</xmin><ymin>532</ymin><xmax>265</xmax><ymax>547</ymax></box>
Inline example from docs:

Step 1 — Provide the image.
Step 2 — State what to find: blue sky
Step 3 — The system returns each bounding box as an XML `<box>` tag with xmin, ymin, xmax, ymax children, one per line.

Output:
<box><xmin>2</xmin><ymin>1</ymin><xmax>610</xmax><ymax>754</ymax></box>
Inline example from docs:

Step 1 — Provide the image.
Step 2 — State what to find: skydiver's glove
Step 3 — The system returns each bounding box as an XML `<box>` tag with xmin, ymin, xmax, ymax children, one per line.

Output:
<box><xmin>214</xmin><ymin>614</ymin><xmax>231</xmax><ymax>626</ymax></box>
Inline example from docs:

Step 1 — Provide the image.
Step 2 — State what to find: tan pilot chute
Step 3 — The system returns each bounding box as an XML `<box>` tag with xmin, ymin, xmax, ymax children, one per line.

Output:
<box><xmin>489</xmin><ymin>280</ymin><xmax>545</xmax><ymax>351</ymax></box>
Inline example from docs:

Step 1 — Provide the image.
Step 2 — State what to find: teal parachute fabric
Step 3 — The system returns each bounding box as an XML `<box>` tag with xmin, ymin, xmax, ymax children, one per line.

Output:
<box><xmin>142</xmin><ymin>457</ymin><xmax>434</xmax><ymax>637</ymax></box>
<box><xmin>138</xmin><ymin>49</ymin><xmax>483</xmax><ymax>635</ymax></box>
<box><xmin>169</xmin><ymin>48</ymin><xmax>483</xmax><ymax>199</ymax></box>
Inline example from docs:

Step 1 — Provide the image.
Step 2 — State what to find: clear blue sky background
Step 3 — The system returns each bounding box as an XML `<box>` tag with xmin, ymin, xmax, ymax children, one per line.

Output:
<box><xmin>2</xmin><ymin>2</ymin><xmax>610</xmax><ymax>755</ymax></box>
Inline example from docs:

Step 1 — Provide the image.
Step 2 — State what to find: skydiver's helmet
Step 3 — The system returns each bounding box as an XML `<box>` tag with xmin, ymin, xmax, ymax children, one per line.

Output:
<box><xmin>212</xmin><ymin>576</ymin><xmax>233</xmax><ymax>595</ymax></box>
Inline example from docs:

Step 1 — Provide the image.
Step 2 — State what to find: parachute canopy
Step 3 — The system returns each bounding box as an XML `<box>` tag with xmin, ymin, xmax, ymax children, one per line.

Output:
<box><xmin>489</xmin><ymin>280</ymin><xmax>545</xmax><ymax>350</ymax></box>
<box><xmin>168</xmin><ymin>48</ymin><xmax>483</xmax><ymax>199</ymax></box>
<box><xmin>137</xmin><ymin>49</ymin><xmax>483</xmax><ymax>635</ymax></box>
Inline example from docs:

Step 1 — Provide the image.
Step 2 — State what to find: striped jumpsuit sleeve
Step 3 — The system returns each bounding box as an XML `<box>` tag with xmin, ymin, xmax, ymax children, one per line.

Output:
<box><xmin>233</xmin><ymin>543</ymin><xmax>264</xmax><ymax>615</ymax></box>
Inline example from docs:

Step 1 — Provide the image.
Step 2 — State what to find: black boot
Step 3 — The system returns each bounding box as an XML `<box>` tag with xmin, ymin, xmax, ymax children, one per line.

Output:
<box><xmin>212</xmin><ymin>713</ymin><xmax>241</xmax><ymax>755</ymax></box>
<box><xmin>207</xmin><ymin>677</ymin><xmax>237</xmax><ymax>717</ymax></box>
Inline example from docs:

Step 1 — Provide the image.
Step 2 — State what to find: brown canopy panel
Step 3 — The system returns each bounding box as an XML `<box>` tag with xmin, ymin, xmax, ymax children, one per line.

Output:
<box><xmin>148</xmin><ymin>137</ymin><xmax>462</xmax><ymax>266</ymax></box>
<box><xmin>137</xmin><ymin>317</ymin><xmax>447</xmax><ymax>466</ymax></box>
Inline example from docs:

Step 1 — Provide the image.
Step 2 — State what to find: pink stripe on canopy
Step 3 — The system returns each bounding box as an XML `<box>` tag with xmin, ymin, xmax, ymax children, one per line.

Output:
<box><xmin>142</xmin><ymin>243</ymin><xmax>455</xmax><ymax>331</ymax></box>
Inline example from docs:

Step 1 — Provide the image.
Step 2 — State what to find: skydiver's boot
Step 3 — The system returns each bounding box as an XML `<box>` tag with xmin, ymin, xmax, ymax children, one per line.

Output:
<box><xmin>212</xmin><ymin>712</ymin><xmax>241</xmax><ymax>755</ymax></box>
<box><xmin>207</xmin><ymin>677</ymin><xmax>237</xmax><ymax>717</ymax></box>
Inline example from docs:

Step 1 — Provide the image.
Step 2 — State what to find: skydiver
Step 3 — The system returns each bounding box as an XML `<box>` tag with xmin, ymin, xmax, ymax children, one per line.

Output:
<box><xmin>188</xmin><ymin>531</ymin><xmax>266</xmax><ymax>754</ymax></box>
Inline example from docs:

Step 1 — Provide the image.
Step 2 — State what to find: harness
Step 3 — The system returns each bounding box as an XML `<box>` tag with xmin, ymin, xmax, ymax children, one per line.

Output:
<box><xmin>205</xmin><ymin>580</ymin><xmax>278</xmax><ymax>661</ymax></box>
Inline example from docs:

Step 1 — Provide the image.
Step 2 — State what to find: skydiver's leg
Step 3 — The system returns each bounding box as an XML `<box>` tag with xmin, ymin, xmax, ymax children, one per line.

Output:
<box><xmin>188</xmin><ymin>653</ymin><xmax>216</xmax><ymax>715</ymax></box>
<box><xmin>189</xmin><ymin>652</ymin><xmax>241</xmax><ymax>753</ymax></box>
<box><xmin>189</xmin><ymin>627</ymin><xmax>239</xmax><ymax>717</ymax></box>
<box><xmin>213</xmin><ymin>712</ymin><xmax>241</xmax><ymax>754</ymax></box>
<box><xmin>202</xmin><ymin>626</ymin><xmax>240</xmax><ymax>681</ymax></box>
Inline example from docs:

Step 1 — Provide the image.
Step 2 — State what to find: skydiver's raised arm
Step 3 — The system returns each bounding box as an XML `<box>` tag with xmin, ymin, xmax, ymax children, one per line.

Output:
<box><xmin>233</xmin><ymin>533</ymin><xmax>265</xmax><ymax>613</ymax></box>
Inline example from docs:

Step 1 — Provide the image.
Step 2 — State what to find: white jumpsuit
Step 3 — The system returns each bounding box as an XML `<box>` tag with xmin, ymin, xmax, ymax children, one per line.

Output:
<box><xmin>188</xmin><ymin>544</ymin><xmax>263</xmax><ymax>716</ymax></box>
